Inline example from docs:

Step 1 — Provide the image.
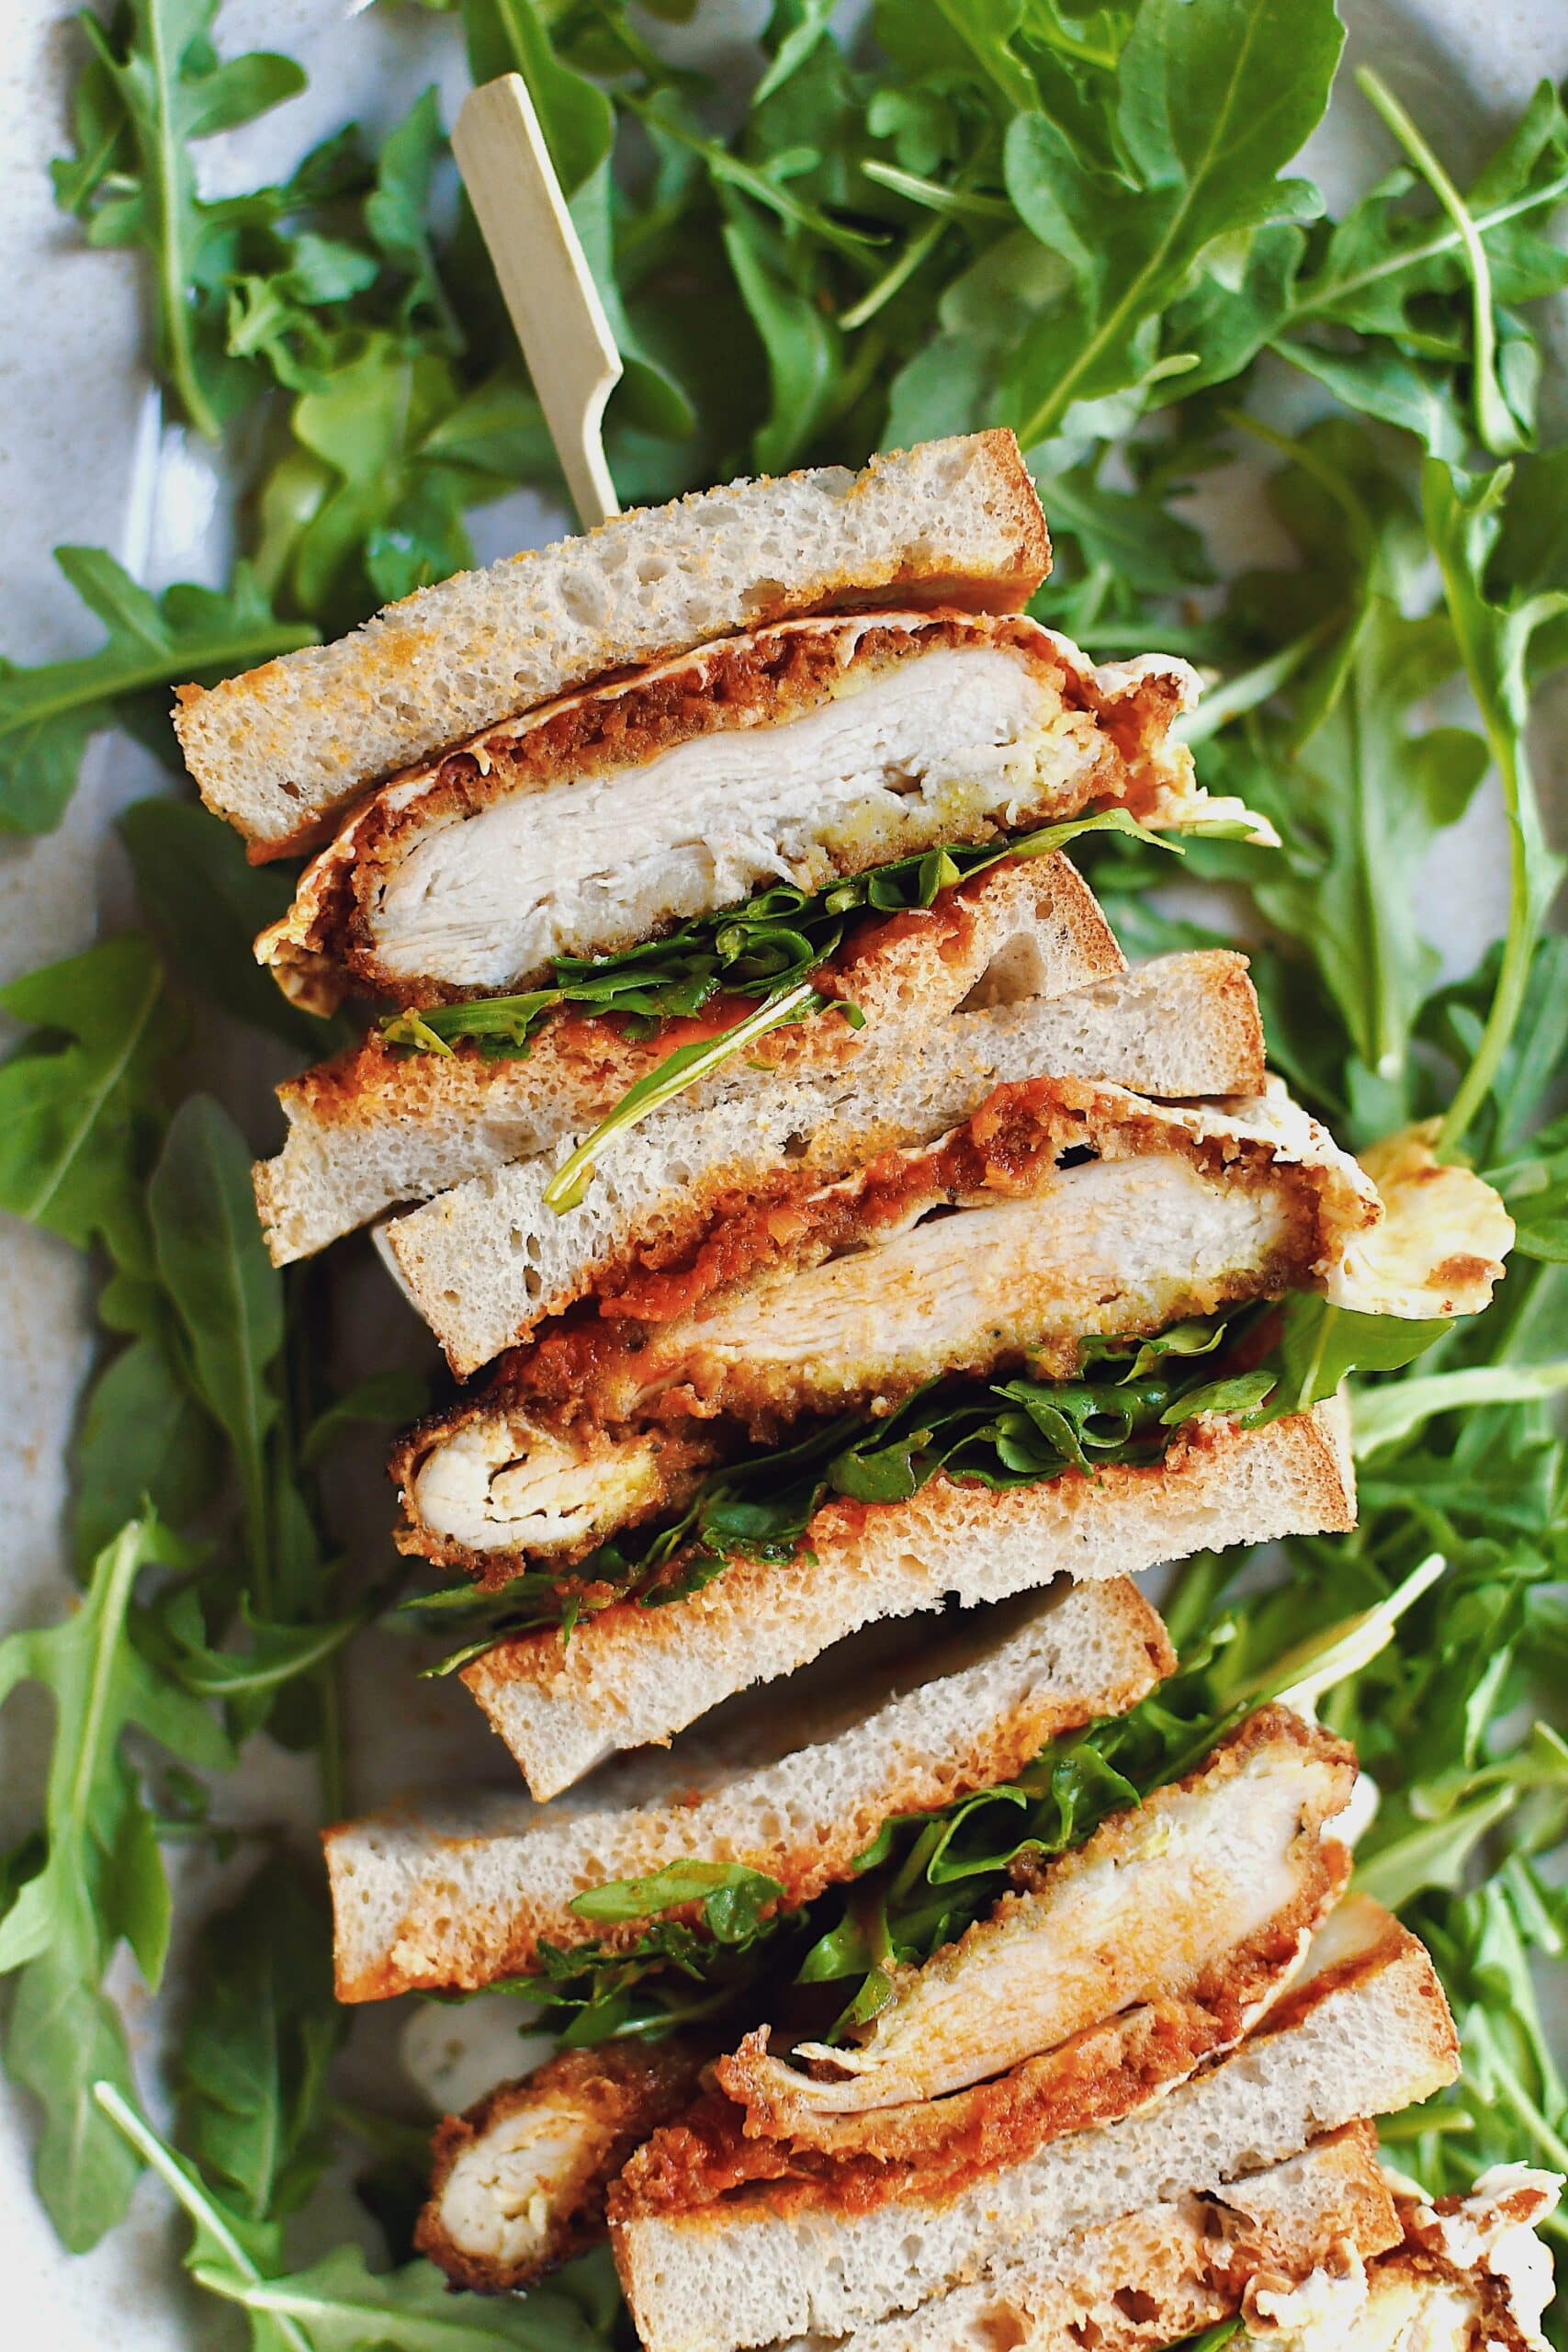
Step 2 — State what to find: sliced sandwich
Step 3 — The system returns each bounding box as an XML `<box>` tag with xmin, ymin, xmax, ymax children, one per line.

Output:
<box><xmin>607</xmin><ymin>1894</ymin><xmax>1459</xmax><ymax>2352</ymax></box>
<box><xmin>332</xmin><ymin>1579</ymin><xmax>1398</xmax><ymax>2319</ymax></box>
<box><xmin>178</xmin><ymin>432</ymin><xmax>1056</xmax><ymax>860</ymax></box>
<box><xmin>385</xmin><ymin>1079</ymin><xmax>1508</xmax><ymax>1792</ymax></box>
<box><xmin>254</xmin><ymin>855</ymin><xmax>1263</xmax><ymax>1269</ymax></box>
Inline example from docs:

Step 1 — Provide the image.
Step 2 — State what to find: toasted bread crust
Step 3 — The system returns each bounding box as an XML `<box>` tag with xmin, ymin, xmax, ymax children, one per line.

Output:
<box><xmin>415</xmin><ymin>2041</ymin><xmax>707</xmax><ymax>2291</ymax></box>
<box><xmin>256</xmin><ymin>611</ymin><xmax>1196</xmax><ymax>1010</ymax></box>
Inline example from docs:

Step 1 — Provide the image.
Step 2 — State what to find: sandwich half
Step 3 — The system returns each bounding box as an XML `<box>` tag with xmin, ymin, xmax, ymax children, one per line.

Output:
<box><xmin>177</xmin><ymin>431</ymin><xmax>1055</xmax><ymax>859</ymax></box>
<box><xmin>608</xmin><ymin>1894</ymin><xmax>1459</xmax><ymax>2352</ymax></box>
<box><xmin>333</xmin><ymin>1582</ymin><xmax>1386</xmax><ymax>2318</ymax></box>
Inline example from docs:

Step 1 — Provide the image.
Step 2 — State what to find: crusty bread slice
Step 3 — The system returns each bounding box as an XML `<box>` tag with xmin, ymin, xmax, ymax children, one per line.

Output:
<box><xmin>175</xmin><ymin>432</ymin><xmax>1052</xmax><ymax>859</ymax></box>
<box><xmin>254</xmin><ymin>854</ymin><xmax>1143</xmax><ymax>1266</ymax></box>
<box><xmin>459</xmin><ymin>1402</ymin><xmax>1356</xmax><ymax>1799</ymax></box>
<box><xmin>608</xmin><ymin>1896</ymin><xmax>1459</xmax><ymax>2352</ymax></box>
<box><xmin>766</xmin><ymin>2125</ymin><xmax>1403</xmax><ymax>2352</ymax></box>
<box><xmin>768</xmin><ymin>2145</ymin><xmax>1562</xmax><ymax>2352</ymax></box>
<box><xmin>324</xmin><ymin>1578</ymin><xmax>1171</xmax><ymax>2000</ymax></box>
<box><xmin>414</xmin><ymin>2041</ymin><xmax>708</xmax><ymax>2294</ymax></box>
<box><xmin>378</xmin><ymin>946</ymin><xmax>1265</xmax><ymax>1372</ymax></box>
<box><xmin>255</xmin><ymin>610</ymin><xmax>1210</xmax><ymax>1012</ymax></box>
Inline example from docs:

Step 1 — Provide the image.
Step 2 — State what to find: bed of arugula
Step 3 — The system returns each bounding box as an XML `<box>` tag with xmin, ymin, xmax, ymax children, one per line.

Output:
<box><xmin>1</xmin><ymin>0</ymin><xmax>1567</xmax><ymax>2345</ymax></box>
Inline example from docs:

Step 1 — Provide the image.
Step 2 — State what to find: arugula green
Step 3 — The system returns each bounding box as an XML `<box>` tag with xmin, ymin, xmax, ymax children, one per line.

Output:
<box><xmin>0</xmin><ymin>1517</ymin><xmax>231</xmax><ymax>2247</ymax></box>
<box><xmin>0</xmin><ymin>554</ymin><xmax>315</xmax><ymax>835</ymax></box>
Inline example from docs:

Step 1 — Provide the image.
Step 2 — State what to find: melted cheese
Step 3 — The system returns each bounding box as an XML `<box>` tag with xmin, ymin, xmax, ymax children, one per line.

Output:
<box><xmin>367</xmin><ymin>647</ymin><xmax>1080</xmax><ymax>988</ymax></box>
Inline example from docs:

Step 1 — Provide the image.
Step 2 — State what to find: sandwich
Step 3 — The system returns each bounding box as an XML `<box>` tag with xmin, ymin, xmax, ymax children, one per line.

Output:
<box><xmin>389</xmin><ymin>1090</ymin><xmax>1508</xmax><ymax>1794</ymax></box>
<box><xmin>348</xmin><ymin>1583</ymin><xmax>1468</xmax><ymax>2340</ymax></box>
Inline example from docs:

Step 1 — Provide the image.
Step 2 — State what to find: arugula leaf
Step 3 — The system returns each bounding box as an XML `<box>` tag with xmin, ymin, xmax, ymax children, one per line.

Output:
<box><xmin>0</xmin><ymin>551</ymin><xmax>315</xmax><ymax>834</ymax></box>
<box><xmin>1423</xmin><ymin>460</ymin><xmax>1568</xmax><ymax>1148</ymax></box>
<box><xmin>1001</xmin><ymin>0</ymin><xmax>1342</xmax><ymax>445</ymax></box>
<box><xmin>71</xmin><ymin>1329</ymin><xmax>224</xmax><ymax>1570</ymax></box>
<box><xmin>96</xmin><ymin>2082</ymin><xmax>604</xmax><ymax>2350</ymax></box>
<box><xmin>180</xmin><ymin>1858</ymin><xmax>341</xmax><ymax>2223</ymax></box>
<box><xmin>571</xmin><ymin>1860</ymin><xmax>785</xmax><ymax>1938</ymax></box>
<box><xmin>1274</xmin><ymin>1296</ymin><xmax>1452</xmax><ymax>1414</ymax></box>
<box><xmin>119</xmin><ymin>797</ymin><xmax>341</xmax><ymax>1055</ymax></box>
<box><xmin>53</xmin><ymin>1</ymin><xmax>307</xmax><ymax>437</ymax></box>
<box><xmin>148</xmin><ymin>1097</ymin><xmax>286</xmax><ymax>1598</ymax></box>
<box><xmin>0</xmin><ymin>934</ymin><xmax>168</xmax><ymax>1268</ymax></box>
<box><xmin>0</xmin><ymin>1518</ymin><xmax>230</xmax><ymax>2246</ymax></box>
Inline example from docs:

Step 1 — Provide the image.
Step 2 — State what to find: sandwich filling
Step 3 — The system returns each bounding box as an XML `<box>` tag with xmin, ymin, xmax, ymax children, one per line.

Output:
<box><xmin>257</xmin><ymin>612</ymin><xmax>1231</xmax><ymax>1014</ymax></box>
<box><xmin>392</xmin><ymin>1098</ymin><xmax>1507</xmax><ymax>1635</ymax></box>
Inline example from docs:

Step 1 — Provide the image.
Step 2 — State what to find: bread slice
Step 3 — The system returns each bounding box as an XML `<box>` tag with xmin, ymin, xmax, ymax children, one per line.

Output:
<box><xmin>753</xmin><ymin>2146</ymin><xmax>1562</xmax><ymax>2352</ymax></box>
<box><xmin>413</xmin><ymin>2041</ymin><xmax>708</xmax><ymax>2294</ymax></box>
<box><xmin>378</xmin><ymin>946</ymin><xmax>1267</xmax><ymax>1374</ymax></box>
<box><xmin>458</xmin><ymin>1402</ymin><xmax>1356</xmax><ymax>1799</ymax></box>
<box><xmin>254</xmin><ymin>611</ymin><xmax>1213</xmax><ymax>1012</ymax></box>
<box><xmin>608</xmin><ymin>1895</ymin><xmax>1459</xmax><ymax>2352</ymax></box>
<box><xmin>324</xmin><ymin>1577</ymin><xmax>1172</xmax><ymax>2001</ymax></box>
<box><xmin>765</xmin><ymin>2126</ymin><xmax>1404</xmax><ymax>2352</ymax></box>
<box><xmin>175</xmin><ymin>432</ymin><xmax>1052</xmax><ymax>859</ymax></box>
<box><xmin>253</xmin><ymin>854</ymin><xmax>1135</xmax><ymax>1267</ymax></box>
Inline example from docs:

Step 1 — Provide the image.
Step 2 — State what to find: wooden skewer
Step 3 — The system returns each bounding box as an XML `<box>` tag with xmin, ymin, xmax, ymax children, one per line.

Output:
<box><xmin>453</xmin><ymin>73</ymin><xmax>623</xmax><ymax>530</ymax></box>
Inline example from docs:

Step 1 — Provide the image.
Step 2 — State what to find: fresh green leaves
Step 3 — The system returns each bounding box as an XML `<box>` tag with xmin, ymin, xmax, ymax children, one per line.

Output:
<box><xmin>54</xmin><ymin>0</ymin><xmax>308</xmax><ymax>436</ymax></box>
<box><xmin>571</xmin><ymin>1860</ymin><xmax>786</xmax><ymax>1938</ymax></box>
<box><xmin>1003</xmin><ymin>0</ymin><xmax>1342</xmax><ymax>445</ymax></box>
<box><xmin>0</xmin><ymin>935</ymin><xmax>167</xmax><ymax>1262</ymax></box>
<box><xmin>149</xmin><ymin>1097</ymin><xmax>285</xmax><ymax>1590</ymax></box>
<box><xmin>95</xmin><ymin>2081</ymin><xmax>604</xmax><ymax>2351</ymax></box>
<box><xmin>1423</xmin><ymin>459</ymin><xmax>1568</xmax><ymax>1147</ymax></box>
<box><xmin>0</xmin><ymin>1517</ymin><xmax>230</xmax><ymax>2246</ymax></box>
<box><xmin>0</xmin><ymin>552</ymin><xmax>314</xmax><ymax>834</ymax></box>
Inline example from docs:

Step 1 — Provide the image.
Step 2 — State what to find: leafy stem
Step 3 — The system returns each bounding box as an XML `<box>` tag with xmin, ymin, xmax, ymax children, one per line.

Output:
<box><xmin>1426</xmin><ymin>460</ymin><xmax>1568</xmax><ymax>1148</ymax></box>
<box><xmin>1355</xmin><ymin>67</ymin><xmax>1524</xmax><ymax>458</ymax></box>
<box><xmin>93</xmin><ymin>2084</ymin><xmax>314</xmax><ymax>2352</ymax></box>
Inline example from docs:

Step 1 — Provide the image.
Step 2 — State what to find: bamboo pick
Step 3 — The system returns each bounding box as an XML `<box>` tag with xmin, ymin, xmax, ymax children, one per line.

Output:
<box><xmin>452</xmin><ymin>73</ymin><xmax>623</xmax><ymax>529</ymax></box>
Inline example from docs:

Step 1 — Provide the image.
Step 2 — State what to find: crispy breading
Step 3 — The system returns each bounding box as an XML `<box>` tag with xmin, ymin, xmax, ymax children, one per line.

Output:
<box><xmin>415</xmin><ymin>2042</ymin><xmax>707</xmax><ymax>2292</ymax></box>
